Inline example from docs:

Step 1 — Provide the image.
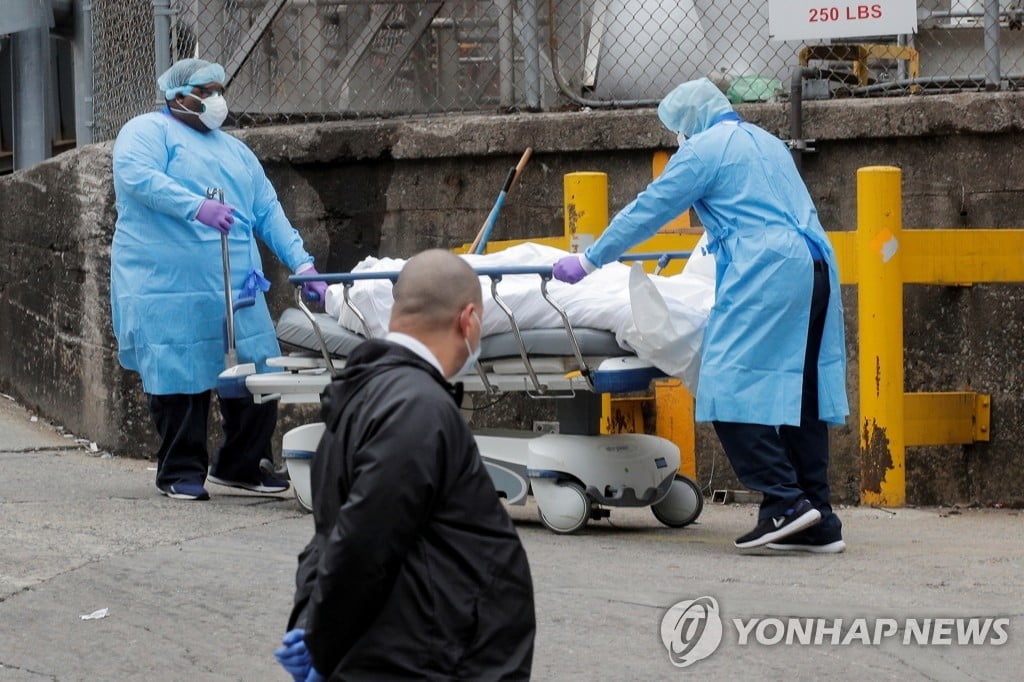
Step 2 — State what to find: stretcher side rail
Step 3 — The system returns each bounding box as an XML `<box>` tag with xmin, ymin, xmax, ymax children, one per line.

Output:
<box><xmin>227</xmin><ymin>252</ymin><xmax>697</xmax><ymax>404</ymax></box>
<box><xmin>616</xmin><ymin>250</ymin><xmax>692</xmax><ymax>275</ymax></box>
<box><xmin>289</xmin><ymin>265</ymin><xmax>594</xmax><ymax>397</ymax></box>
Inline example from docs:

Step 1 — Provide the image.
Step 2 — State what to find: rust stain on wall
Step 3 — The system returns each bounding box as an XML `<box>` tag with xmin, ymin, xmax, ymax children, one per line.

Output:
<box><xmin>861</xmin><ymin>417</ymin><xmax>892</xmax><ymax>494</ymax></box>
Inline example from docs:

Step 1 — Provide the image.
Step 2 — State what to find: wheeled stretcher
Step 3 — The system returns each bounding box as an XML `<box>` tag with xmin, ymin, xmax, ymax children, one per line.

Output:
<box><xmin>218</xmin><ymin>257</ymin><xmax>706</xmax><ymax>534</ymax></box>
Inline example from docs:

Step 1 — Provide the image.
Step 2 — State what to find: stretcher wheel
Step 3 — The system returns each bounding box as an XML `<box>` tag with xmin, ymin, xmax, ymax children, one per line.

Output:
<box><xmin>651</xmin><ymin>475</ymin><xmax>703</xmax><ymax>528</ymax></box>
<box><xmin>293</xmin><ymin>485</ymin><xmax>312</xmax><ymax>513</ymax></box>
<box><xmin>537</xmin><ymin>481</ymin><xmax>590</xmax><ymax>534</ymax></box>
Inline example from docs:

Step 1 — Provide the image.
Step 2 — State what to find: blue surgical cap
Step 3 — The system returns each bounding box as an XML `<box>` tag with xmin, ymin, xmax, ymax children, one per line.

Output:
<box><xmin>657</xmin><ymin>78</ymin><xmax>733</xmax><ymax>139</ymax></box>
<box><xmin>157</xmin><ymin>59</ymin><xmax>226</xmax><ymax>100</ymax></box>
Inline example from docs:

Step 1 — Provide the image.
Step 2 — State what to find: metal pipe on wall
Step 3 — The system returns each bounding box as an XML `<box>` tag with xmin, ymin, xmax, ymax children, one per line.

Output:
<box><xmin>544</xmin><ymin>0</ymin><xmax>657</xmax><ymax>108</ymax></box>
<box><xmin>850</xmin><ymin>73</ymin><xmax>1019</xmax><ymax>94</ymax></box>
<box><xmin>12</xmin><ymin>26</ymin><xmax>52</xmax><ymax>169</ymax></box>
<box><xmin>788</xmin><ymin>67</ymin><xmax>819</xmax><ymax>177</ymax></box>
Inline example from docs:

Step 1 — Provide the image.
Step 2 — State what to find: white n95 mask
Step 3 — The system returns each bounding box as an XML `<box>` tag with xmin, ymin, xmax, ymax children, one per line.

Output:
<box><xmin>186</xmin><ymin>92</ymin><xmax>229</xmax><ymax>130</ymax></box>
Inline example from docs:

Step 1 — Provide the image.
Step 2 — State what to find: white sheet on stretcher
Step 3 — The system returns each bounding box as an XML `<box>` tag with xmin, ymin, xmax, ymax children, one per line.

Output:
<box><xmin>323</xmin><ymin>240</ymin><xmax>716</xmax><ymax>391</ymax></box>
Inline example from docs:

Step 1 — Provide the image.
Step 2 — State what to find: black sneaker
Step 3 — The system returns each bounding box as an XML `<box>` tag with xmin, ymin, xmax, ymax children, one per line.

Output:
<box><xmin>767</xmin><ymin>524</ymin><xmax>847</xmax><ymax>554</ymax></box>
<box><xmin>734</xmin><ymin>498</ymin><xmax>822</xmax><ymax>548</ymax></box>
<box><xmin>207</xmin><ymin>474</ymin><xmax>289</xmax><ymax>494</ymax></box>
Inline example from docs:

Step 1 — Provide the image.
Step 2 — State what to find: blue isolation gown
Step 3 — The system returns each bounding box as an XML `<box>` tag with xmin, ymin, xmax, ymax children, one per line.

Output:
<box><xmin>111</xmin><ymin>111</ymin><xmax>313</xmax><ymax>394</ymax></box>
<box><xmin>585</xmin><ymin>84</ymin><xmax>848</xmax><ymax>426</ymax></box>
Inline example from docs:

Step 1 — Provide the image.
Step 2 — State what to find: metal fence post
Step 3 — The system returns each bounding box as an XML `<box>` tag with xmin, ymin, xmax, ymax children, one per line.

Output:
<box><xmin>857</xmin><ymin>166</ymin><xmax>905</xmax><ymax>507</ymax></box>
<box><xmin>73</xmin><ymin>0</ymin><xmax>95</xmax><ymax>145</ymax></box>
<box><xmin>152</xmin><ymin>0</ymin><xmax>172</xmax><ymax>101</ymax></box>
<box><xmin>984</xmin><ymin>0</ymin><xmax>1001</xmax><ymax>89</ymax></box>
<box><xmin>12</xmin><ymin>26</ymin><xmax>51</xmax><ymax>169</ymax></box>
<box><xmin>498</xmin><ymin>0</ymin><xmax>514</xmax><ymax>109</ymax></box>
<box><xmin>521</xmin><ymin>0</ymin><xmax>541</xmax><ymax>110</ymax></box>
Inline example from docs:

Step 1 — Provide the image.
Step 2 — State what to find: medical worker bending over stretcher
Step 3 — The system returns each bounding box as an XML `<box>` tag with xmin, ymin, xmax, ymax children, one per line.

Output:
<box><xmin>553</xmin><ymin>78</ymin><xmax>850</xmax><ymax>553</ymax></box>
<box><xmin>110</xmin><ymin>58</ymin><xmax>328</xmax><ymax>501</ymax></box>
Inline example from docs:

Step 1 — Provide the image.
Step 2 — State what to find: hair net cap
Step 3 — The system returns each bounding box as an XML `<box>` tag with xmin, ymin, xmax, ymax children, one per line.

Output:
<box><xmin>157</xmin><ymin>59</ymin><xmax>226</xmax><ymax>100</ymax></box>
<box><xmin>657</xmin><ymin>78</ymin><xmax>733</xmax><ymax>139</ymax></box>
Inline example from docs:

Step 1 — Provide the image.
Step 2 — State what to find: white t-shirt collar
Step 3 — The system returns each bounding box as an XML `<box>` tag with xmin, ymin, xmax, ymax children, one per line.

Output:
<box><xmin>385</xmin><ymin>331</ymin><xmax>446</xmax><ymax>377</ymax></box>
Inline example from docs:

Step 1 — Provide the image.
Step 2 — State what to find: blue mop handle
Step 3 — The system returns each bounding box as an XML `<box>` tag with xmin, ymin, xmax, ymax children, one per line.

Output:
<box><xmin>471</xmin><ymin>148</ymin><xmax>532</xmax><ymax>254</ymax></box>
<box><xmin>473</xmin><ymin>167</ymin><xmax>517</xmax><ymax>255</ymax></box>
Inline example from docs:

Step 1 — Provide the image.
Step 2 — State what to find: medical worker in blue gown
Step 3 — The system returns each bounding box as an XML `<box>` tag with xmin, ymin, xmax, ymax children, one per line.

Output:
<box><xmin>111</xmin><ymin>59</ymin><xmax>328</xmax><ymax>501</ymax></box>
<box><xmin>553</xmin><ymin>78</ymin><xmax>849</xmax><ymax>552</ymax></box>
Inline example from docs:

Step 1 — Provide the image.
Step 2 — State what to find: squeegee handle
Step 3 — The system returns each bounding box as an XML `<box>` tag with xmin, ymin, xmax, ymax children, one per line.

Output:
<box><xmin>208</xmin><ymin>187</ymin><xmax>237</xmax><ymax>366</ymax></box>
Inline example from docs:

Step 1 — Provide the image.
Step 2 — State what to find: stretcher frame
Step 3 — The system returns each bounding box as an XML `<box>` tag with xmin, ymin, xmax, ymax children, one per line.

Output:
<box><xmin>218</xmin><ymin>258</ymin><xmax>704</xmax><ymax>534</ymax></box>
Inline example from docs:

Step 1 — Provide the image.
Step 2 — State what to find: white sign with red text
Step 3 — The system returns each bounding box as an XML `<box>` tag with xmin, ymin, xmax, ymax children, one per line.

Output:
<box><xmin>768</xmin><ymin>0</ymin><xmax>918</xmax><ymax>41</ymax></box>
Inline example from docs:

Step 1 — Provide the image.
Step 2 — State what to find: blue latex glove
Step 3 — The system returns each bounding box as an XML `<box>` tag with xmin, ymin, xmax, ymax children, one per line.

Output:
<box><xmin>195</xmin><ymin>199</ymin><xmax>235</xmax><ymax>234</ymax></box>
<box><xmin>553</xmin><ymin>254</ymin><xmax>589</xmax><ymax>284</ymax></box>
<box><xmin>298</xmin><ymin>265</ymin><xmax>329</xmax><ymax>304</ymax></box>
<box><xmin>274</xmin><ymin>629</ymin><xmax>313</xmax><ymax>681</ymax></box>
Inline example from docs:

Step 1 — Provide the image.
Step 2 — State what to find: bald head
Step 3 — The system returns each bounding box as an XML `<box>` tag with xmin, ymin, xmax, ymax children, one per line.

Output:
<box><xmin>391</xmin><ymin>250</ymin><xmax>483</xmax><ymax>333</ymax></box>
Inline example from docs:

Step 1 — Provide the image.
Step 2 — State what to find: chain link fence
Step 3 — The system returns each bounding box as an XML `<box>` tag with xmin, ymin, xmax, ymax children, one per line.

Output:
<box><xmin>90</xmin><ymin>1</ymin><xmax>158</xmax><ymax>142</ymax></box>
<box><xmin>83</xmin><ymin>1</ymin><xmax>1024</xmax><ymax>140</ymax></box>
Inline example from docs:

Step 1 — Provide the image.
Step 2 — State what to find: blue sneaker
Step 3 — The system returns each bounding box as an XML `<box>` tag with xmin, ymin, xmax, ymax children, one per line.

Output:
<box><xmin>207</xmin><ymin>473</ymin><xmax>289</xmax><ymax>494</ymax></box>
<box><xmin>157</xmin><ymin>482</ymin><xmax>210</xmax><ymax>501</ymax></box>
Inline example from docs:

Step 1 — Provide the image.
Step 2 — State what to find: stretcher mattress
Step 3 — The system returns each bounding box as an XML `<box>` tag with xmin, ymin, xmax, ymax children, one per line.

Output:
<box><xmin>276</xmin><ymin>307</ymin><xmax>631</xmax><ymax>361</ymax></box>
<box><xmin>320</xmin><ymin>241</ymin><xmax>716</xmax><ymax>392</ymax></box>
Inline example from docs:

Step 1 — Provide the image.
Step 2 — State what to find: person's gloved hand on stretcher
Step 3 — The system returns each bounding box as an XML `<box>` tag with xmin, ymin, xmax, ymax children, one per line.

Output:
<box><xmin>297</xmin><ymin>264</ymin><xmax>329</xmax><ymax>304</ymax></box>
<box><xmin>552</xmin><ymin>253</ymin><xmax>598</xmax><ymax>284</ymax></box>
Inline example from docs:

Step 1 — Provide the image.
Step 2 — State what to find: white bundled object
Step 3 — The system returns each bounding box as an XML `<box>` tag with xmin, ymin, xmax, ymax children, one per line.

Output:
<box><xmin>324</xmin><ymin>241</ymin><xmax>715</xmax><ymax>384</ymax></box>
<box><xmin>621</xmin><ymin>232</ymin><xmax>715</xmax><ymax>392</ymax></box>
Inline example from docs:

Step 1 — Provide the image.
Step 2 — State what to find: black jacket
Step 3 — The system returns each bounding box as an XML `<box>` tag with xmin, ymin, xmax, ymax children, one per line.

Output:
<box><xmin>288</xmin><ymin>339</ymin><xmax>535</xmax><ymax>680</ymax></box>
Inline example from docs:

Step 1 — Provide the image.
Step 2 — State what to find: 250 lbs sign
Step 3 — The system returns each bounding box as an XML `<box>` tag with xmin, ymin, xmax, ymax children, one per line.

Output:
<box><xmin>809</xmin><ymin>4</ymin><xmax>882</xmax><ymax>23</ymax></box>
<box><xmin>768</xmin><ymin>0</ymin><xmax>917</xmax><ymax>41</ymax></box>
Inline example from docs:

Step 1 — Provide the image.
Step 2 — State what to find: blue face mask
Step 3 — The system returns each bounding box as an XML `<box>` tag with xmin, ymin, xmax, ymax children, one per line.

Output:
<box><xmin>455</xmin><ymin>312</ymin><xmax>482</xmax><ymax>377</ymax></box>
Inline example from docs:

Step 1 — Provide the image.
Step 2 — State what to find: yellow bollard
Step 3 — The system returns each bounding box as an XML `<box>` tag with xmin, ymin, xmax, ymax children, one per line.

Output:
<box><xmin>563</xmin><ymin>172</ymin><xmax>608</xmax><ymax>254</ymax></box>
<box><xmin>654</xmin><ymin>378</ymin><xmax>697</xmax><ymax>480</ymax></box>
<box><xmin>856</xmin><ymin>166</ymin><xmax>905</xmax><ymax>506</ymax></box>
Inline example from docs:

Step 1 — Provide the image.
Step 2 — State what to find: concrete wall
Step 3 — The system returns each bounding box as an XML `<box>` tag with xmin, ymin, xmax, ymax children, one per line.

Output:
<box><xmin>2</xmin><ymin>92</ymin><xmax>1024</xmax><ymax>505</ymax></box>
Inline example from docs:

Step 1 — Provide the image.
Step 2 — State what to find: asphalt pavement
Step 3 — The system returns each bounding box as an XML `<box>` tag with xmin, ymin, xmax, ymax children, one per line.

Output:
<box><xmin>1</xmin><ymin>393</ymin><xmax>1022</xmax><ymax>681</ymax></box>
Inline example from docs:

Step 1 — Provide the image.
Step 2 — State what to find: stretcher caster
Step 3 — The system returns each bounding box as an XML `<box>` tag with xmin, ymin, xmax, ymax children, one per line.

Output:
<box><xmin>534</xmin><ymin>479</ymin><xmax>591</xmax><ymax>534</ymax></box>
<box><xmin>651</xmin><ymin>474</ymin><xmax>703</xmax><ymax>528</ymax></box>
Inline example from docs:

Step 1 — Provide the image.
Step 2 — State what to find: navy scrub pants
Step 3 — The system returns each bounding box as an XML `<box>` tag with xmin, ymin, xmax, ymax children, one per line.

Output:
<box><xmin>147</xmin><ymin>391</ymin><xmax>278</xmax><ymax>488</ymax></box>
<box><xmin>712</xmin><ymin>259</ymin><xmax>840</xmax><ymax>532</ymax></box>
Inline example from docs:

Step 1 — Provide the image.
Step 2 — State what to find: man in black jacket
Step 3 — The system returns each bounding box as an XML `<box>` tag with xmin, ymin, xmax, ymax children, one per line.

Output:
<box><xmin>275</xmin><ymin>249</ymin><xmax>535</xmax><ymax>681</ymax></box>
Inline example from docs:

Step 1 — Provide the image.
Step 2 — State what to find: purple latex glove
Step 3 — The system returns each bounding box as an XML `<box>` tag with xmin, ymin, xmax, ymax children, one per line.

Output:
<box><xmin>195</xmin><ymin>199</ymin><xmax>235</xmax><ymax>234</ymax></box>
<box><xmin>298</xmin><ymin>265</ymin><xmax>329</xmax><ymax>304</ymax></box>
<box><xmin>552</xmin><ymin>254</ymin><xmax>590</xmax><ymax>284</ymax></box>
